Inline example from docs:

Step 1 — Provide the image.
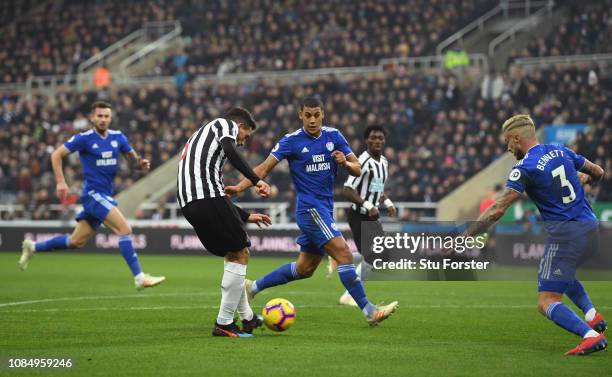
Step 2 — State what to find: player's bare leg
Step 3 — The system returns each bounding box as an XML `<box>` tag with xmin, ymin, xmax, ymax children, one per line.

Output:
<box><xmin>324</xmin><ymin>236</ymin><xmax>398</xmax><ymax>325</ymax></box>
<box><xmin>295</xmin><ymin>252</ymin><xmax>323</xmax><ymax>277</ymax></box>
<box><xmin>246</xmin><ymin>250</ymin><xmax>321</xmax><ymax>303</ymax></box>
<box><xmin>19</xmin><ymin>220</ymin><xmax>96</xmax><ymax>271</ymax></box>
<box><xmin>326</xmin><ymin>256</ymin><xmax>337</xmax><ymax>279</ymax></box>
<box><xmin>538</xmin><ymin>291</ymin><xmax>607</xmax><ymax>355</ymax></box>
<box><xmin>104</xmin><ymin>207</ymin><xmax>165</xmax><ymax>290</ymax></box>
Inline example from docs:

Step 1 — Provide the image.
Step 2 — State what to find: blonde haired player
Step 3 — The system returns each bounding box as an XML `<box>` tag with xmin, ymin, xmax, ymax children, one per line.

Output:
<box><xmin>462</xmin><ymin>114</ymin><xmax>607</xmax><ymax>355</ymax></box>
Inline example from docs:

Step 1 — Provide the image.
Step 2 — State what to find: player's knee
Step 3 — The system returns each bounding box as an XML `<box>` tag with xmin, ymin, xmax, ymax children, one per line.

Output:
<box><xmin>537</xmin><ymin>301</ymin><xmax>547</xmax><ymax>316</ymax></box>
<box><xmin>69</xmin><ymin>237</ymin><xmax>87</xmax><ymax>249</ymax></box>
<box><xmin>333</xmin><ymin>244</ymin><xmax>353</xmax><ymax>265</ymax></box>
<box><xmin>537</xmin><ymin>298</ymin><xmax>559</xmax><ymax>316</ymax></box>
<box><xmin>225</xmin><ymin>248</ymin><xmax>249</xmax><ymax>264</ymax></box>
<box><xmin>296</xmin><ymin>264</ymin><xmax>316</xmax><ymax>278</ymax></box>
<box><xmin>119</xmin><ymin>224</ymin><xmax>132</xmax><ymax>235</ymax></box>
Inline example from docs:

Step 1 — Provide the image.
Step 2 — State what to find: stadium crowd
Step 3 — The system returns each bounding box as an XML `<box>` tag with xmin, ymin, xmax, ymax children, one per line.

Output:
<box><xmin>1</xmin><ymin>0</ymin><xmax>177</xmax><ymax>84</ymax></box>
<box><xmin>1</xmin><ymin>61</ymin><xmax>610</xmax><ymax>220</ymax></box>
<box><xmin>507</xmin><ymin>0</ymin><xmax>612</xmax><ymax>63</ymax></box>
<box><xmin>1</xmin><ymin>0</ymin><xmax>496</xmax><ymax>84</ymax></box>
<box><xmin>159</xmin><ymin>0</ymin><xmax>496</xmax><ymax>75</ymax></box>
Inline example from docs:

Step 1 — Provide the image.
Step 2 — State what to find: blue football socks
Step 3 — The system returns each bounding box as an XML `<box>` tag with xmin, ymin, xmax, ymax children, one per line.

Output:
<box><xmin>337</xmin><ymin>263</ymin><xmax>376</xmax><ymax>317</ymax></box>
<box><xmin>565</xmin><ymin>279</ymin><xmax>595</xmax><ymax>316</ymax></box>
<box><xmin>35</xmin><ymin>234</ymin><xmax>71</xmax><ymax>251</ymax></box>
<box><xmin>546</xmin><ymin>301</ymin><xmax>592</xmax><ymax>337</ymax></box>
<box><xmin>252</xmin><ymin>262</ymin><xmax>302</xmax><ymax>295</ymax></box>
<box><xmin>118</xmin><ymin>235</ymin><xmax>142</xmax><ymax>276</ymax></box>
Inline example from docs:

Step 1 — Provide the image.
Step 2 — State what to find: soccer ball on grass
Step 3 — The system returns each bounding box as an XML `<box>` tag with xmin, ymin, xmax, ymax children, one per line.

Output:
<box><xmin>262</xmin><ymin>298</ymin><xmax>296</xmax><ymax>332</ymax></box>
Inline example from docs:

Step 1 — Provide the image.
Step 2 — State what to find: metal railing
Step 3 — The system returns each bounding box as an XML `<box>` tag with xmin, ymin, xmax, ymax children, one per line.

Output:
<box><xmin>118</xmin><ymin>21</ymin><xmax>182</xmax><ymax>78</ymax></box>
<box><xmin>25</xmin><ymin>73</ymin><xmax>88</xmax><ymax>96</ymax></box>
<box><xmin>513</xmin><ymin>53</ymin><xmax>612</xmax><ymax>69</ymax></box>
<box><xmin>380</xmin><ymin>54</ymin><xmax>489</xmax><ymax>75</ymax></box>
<box><xmin>0</xmin><ymin>201</ymin><xmax>438</xmax><ymax>224</ymax></box>
<box><xmin>76</xmin><ymin>29</ymin><xmax>146</xmax><ymax>89</ymax></box>
<box><xmin>488</xmin><ymin>1</ymin><xmax>555</xmax><ymax>57</ymax></box>
<box><xmin>436</xmin><ymin>0</ymin><xmax>555</xmax><ymax>56</ymax></box>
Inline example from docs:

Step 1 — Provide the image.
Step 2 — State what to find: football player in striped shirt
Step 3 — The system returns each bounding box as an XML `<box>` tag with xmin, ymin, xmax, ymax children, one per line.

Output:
<box><xmin>336</xmin><ymin>125</ymin><xmax>396</xmax><ymax>306</ymax></box>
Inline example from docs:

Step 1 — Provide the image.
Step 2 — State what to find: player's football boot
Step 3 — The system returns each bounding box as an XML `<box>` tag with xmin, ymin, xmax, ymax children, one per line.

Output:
<box><xmin>564</xmin><ymin>334</ymin><xmax>607</xmax><ymax>356</ymax></box>
<box><xmin>242</xmin><ymin>314</ymin><xmax>264</xmax><ymax>334</ymax></box>
<box><xmin>244</xmin><ymin>279</ymin><xmax>255</xmax><ymax>303</ymax></box>
<box><xmin>339</xmin><ymin>292</ymin><xmax>359</xmax><ymax>307</ymax></box>
<box><xmin>135</xmin><ymin>273</ymin><xmax>166</xmax><ymax>290</ymax></box>
<box><xmin>367</xmin><ymin>301</ymin><xmax>399</xmax><ymax>327</ymax></box>
<box><xmin>18</xmin><ymin>240</ymin><xmax>36</xmax><ymax>271</ymax></box>
<box><xmin>212</xmin><ymin>322</ymin><xmax>253</xmax><ymax>337</ymax></box>
<box><xmin>587</xmin><ymin>312</ymin><xmax>608</xmax><ymax>333</ymax></box>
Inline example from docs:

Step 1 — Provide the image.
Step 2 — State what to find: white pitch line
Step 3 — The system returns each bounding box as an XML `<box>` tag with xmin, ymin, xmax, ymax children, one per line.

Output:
<box><xmin>0</xmin><ymin>291</ymin><xmax>322</xmax><ymax>309</ymax></box>
<box><xmin>0</xmin><ymin>292</ymin><xmax>215</xmax><ymax>308</ymax></box>
<box><xmin>1</xmin><ymin>293</ymin><xmax>611</xmax><ymax>313</ymax></box>
<box><xmin>3</xmin><ymin>304</ymin><xmax>612</xmax><ymax>314</ymax></box>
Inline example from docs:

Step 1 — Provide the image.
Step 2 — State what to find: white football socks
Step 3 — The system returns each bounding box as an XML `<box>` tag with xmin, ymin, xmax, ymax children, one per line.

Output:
<box><xmin>216</xmin><ymin>261</ymin><xmax>247</xmax><ymax>326</ymax></box>
<box><xmin>585</xmin><ymin>308</ymin><xmax>596</xmax><ymax>322</ymax></box>
<box><xmin>236</xmin><ymin>287</ymin><xmax>254</xmax><ymax>321</ymax></box>
<box><xmin>584</xmin><ymin>330</ymin><xmax>600</xmax><ymax>338</ymax></box>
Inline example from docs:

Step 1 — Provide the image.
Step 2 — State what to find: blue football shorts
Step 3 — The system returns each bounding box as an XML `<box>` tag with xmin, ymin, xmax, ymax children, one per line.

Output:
<box><xmin>295</xmin><ymin>206</ymin><xmax>342</xmax><ymax>256</ymax></box>
<box><xmin>75</xmin><ymin>190</ymin><xmax>117</xmax><ymax>229</ymax></box>
<box><xmin>537</xmin><ymin>226</ymin><xmax>599</xmax><ymax>293</ymax></box>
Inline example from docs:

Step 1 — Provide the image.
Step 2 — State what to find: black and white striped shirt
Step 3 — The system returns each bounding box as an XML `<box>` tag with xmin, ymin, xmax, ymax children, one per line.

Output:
<box><xmin>344</xmin><ymin>151</ymin><xmax>389</xmax><ymax>214</ymax></box>
<box><xmin>177</xmin><ymin>118</ymin><xmax>238</xmax><ymax>207</ymax></box>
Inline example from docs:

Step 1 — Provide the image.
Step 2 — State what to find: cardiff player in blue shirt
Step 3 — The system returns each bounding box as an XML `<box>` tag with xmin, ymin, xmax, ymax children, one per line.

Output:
<box><xmin>19</xmin><ymin>101</ymin><xmax>165</xmax><ymax>290</ymax></box>
<box><xmin>226</xmin><ymin>97</ymin><xmax>398</xmax><ymax>326</ymax></box>
<box><xmin>462</xmin><ymin>114</ymin><xmax>607</xmax><ymax>355</ymax></box>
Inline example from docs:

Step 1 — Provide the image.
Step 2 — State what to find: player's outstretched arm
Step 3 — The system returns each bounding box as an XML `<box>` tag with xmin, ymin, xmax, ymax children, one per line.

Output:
<box><xmin>332</xmin><ymin>151</ymin><xmax>361</xmax><ymax>177</ymax></box>
<box><xmin>225</xmin><ymin>155</ymin><xmax>278</xmax><ymax>196</ymax></box>
<box><xmin>123</xmin><ymin>150</ymin><xmax>150</xmax><ymax>172</ymax></box>
<box><xmin>342</xmin><ymin>186</ymin><xmax>379</xmax><ymax>219</ymax></box>
<box><xmin>232</xmin><ymin>202</ymin><xmax>272</xmax><ymax>228</ymax></box>
<box><xmin>380</xmin><ymin>193</ymin><xmax>397</xmax><ymax>217</ymax></box>
<box><xmin>463</xmin><ymin>188</ymin><xmax>521</xmax><ymax>237</ymax></box>
<box><xmin>579</xmin><ymin>159</ymin><xmax>605</xmax><ymax>185</ymax></box>
<box><xmin>51</xmin><ymin>145</ymin><xmax>71</xmax><ymax>201</ymax></box>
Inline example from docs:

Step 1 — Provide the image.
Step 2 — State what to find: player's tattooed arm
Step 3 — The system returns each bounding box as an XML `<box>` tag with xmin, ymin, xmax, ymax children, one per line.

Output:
<box><xmin>579</xmin><ymin>159</ymin><xmax>604</xmax><ymax>185</ymax></box>
<box><xmin>463</xmin><ymin>188</ymin><xmax>521</xmax><ymax>237</ymax></box>
<box><xmin>124</xmin><ymin>150</ymin><xmax>150</xmax><ymax>171</ymax></box>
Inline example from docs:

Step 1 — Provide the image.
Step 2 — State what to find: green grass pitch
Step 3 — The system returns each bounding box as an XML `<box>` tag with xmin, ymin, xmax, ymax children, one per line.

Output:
<box><xmin>1</xmin><ymin>252</ymin><xmax>610</xmax><ymax>377</ymax></box>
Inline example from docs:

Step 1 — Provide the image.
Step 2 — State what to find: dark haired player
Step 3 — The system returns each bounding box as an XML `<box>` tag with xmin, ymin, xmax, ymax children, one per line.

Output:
<box><xmin>19</xmin><ymin>101</ymin><xmax>165</xmax><ymax>290</ymax></box>
<box><xmin>226</xmin><ymin>97</ymin><xmax>398</xmax><ymax>326</ymax></box>
<box><xmin>462</xmin><ymin>114</ymin><xmax>607</xmax><ymax>355</ymax></box>
<box><xmin>335</xmin><ymin>125</ymin><xmax>396</xmax><ymax>306</ymax></box>
<box><xmin>177</xmin><ymin>107</ymin><xmax>271</xmax><ymax>337</ymax></box>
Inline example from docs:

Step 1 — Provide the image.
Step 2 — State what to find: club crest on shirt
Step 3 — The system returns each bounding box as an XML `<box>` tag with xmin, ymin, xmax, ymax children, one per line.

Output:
<box><xmin>509</xmin><ymin>169</ymin><xmax>521</xmax><ymax>181</ymax></box>
<box><xmin>326</xmin><ymin>142</ymin><xmax>334</xmax><ymax>151</ymax></box>
<box><xmin>111</xmin><ymin>140</ymin><xmax>118</xmax><ymax>148</ymax></box>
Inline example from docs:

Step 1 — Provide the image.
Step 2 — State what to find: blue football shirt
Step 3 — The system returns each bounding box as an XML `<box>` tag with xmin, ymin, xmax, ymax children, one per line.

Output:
<box><xmin>64</xmin><ymin>129</ymin><xmax>133</xmax><ymax>196</ymax></box>
<box><xmin>271</xmin><ymin>126</ymin><xmax>353</xmax><ymax>212</ymax></box>
<box><xmin>505</xmin><ymin>144</ymin><xmax>596</xmax><ymax>225</ymax></box>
